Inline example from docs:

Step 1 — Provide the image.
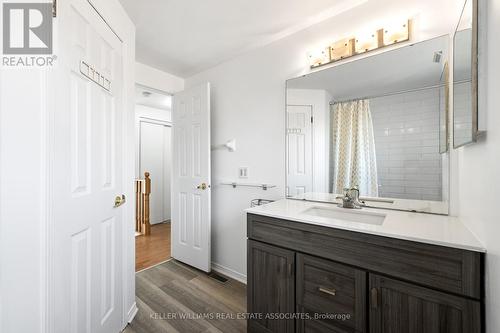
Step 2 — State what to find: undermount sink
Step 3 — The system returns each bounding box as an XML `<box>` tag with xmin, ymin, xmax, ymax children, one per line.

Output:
<box><xmin>301</xmin><ymin>206</ymin><xmax>386</xmax><ymax>225</ymax></box>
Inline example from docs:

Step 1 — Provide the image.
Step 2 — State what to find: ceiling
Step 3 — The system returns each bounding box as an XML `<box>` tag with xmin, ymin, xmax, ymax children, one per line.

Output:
<box><xmin>119</xmin><ymin>0</ymin><xmax>366</xmax><ymax>77</ymax></box>
<box><xmin>287</xmin><ymin>35</ymin><xmax>450</xmax><ymax>101</ymax></box>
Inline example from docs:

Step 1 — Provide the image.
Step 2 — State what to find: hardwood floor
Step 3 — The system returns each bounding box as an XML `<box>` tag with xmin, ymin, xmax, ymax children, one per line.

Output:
<box><xmin>136</xmin><ymin>223</ymin><xmax>171</xmax><ymax>272</ymax></box>
<box><xmin>125</xmin><ymin>260</ymin><xmax>247</xmax><ymax>333</ymax></box>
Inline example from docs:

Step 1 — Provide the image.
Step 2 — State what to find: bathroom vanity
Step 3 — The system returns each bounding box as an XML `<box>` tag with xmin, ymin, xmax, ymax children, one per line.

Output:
<box><xmin>267</xmin><ymin>3</ymin><xmax>486</xmax><ymax>331</ymax></box>
<box><xmin>246</xmin><ymin>199</ymin><xmax>485</xmax><ymax>333</ymax></box>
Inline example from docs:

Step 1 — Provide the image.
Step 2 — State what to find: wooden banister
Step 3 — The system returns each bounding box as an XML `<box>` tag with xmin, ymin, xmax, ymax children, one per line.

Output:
<box><xmin>135</xmin><ymin>172</ymin><xmax>151</xmax><ymax>236</ymax></box>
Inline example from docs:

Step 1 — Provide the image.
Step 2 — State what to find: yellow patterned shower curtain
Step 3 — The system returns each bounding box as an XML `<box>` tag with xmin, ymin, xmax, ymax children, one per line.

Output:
<box><xmin>330</xmin><ymin>99</ymin><xmax>379</xmax><ymax>197</ymax></box>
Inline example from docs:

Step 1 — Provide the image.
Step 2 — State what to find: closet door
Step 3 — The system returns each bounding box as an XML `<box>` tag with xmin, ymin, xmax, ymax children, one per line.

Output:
<box><xmin>140</xmin><ymin>121</ymin><xmax>170</xmax><ymax>224</ymax></box>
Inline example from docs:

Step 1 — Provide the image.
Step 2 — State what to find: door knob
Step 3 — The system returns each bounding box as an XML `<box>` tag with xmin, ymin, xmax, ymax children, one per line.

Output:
<box><xmin>197</xmin><ymin>183</ymin><xmax>208</xmax><ymax>190</ymax></box>
<box><xmin>114</xmin><ymin>195</ymin><xmax>126</xmax><ymax>208</ymax></box>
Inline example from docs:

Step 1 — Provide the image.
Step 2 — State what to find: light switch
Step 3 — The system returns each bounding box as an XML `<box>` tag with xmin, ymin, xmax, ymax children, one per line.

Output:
<box><xmin>239</xmin><ymin>167</ymin><xmax>248</xmax><ymax>179</ymax></box>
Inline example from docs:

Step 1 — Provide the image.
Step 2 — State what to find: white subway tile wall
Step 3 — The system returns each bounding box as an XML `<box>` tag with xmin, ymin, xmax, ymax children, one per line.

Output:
<box><xmin>370</xmin><ymin>88</ymin><xmax>442</xmax><ymax>201</ymax></box>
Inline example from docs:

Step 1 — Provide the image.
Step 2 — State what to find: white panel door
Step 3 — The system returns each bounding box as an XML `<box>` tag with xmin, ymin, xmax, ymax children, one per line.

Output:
<box><xmin>140</xmin><ymin>121</ymin><xmax>171</xmax><ymax>224</ymax></box>
<box><xmin>172</xmin><ymin>83</ymin><xmax>211</xmax><ymax>272</ymax></box>
<box><xmin>287</xmin><ymin>105</ymin><xmax>313</xmax><ymax>196</ymax></box>
<box><xmin>53</xmin><ymin>0</ymin><xmax>125</xmax><ymax>332</ymax></box>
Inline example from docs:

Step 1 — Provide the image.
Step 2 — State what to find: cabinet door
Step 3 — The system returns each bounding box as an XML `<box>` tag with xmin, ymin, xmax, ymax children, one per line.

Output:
<box><xmin>369</xmin><ymin>274</ymin><xmax>481</xmax><ymax>333</ymax></box>
<box><xmin>297</xmin><ymin>254</ymin><xmax>367</xmax><ymax>333</ymax></box>
<box><xmin>248</xmin><ymin>240</ymin><xmax>295</xmax><ymax>333</ymax></box>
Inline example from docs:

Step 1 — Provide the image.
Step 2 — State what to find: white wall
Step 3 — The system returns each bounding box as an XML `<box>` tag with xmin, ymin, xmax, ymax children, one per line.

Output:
<box><xmin>371</xmin><ymin>88</ymin><xmax>442</xmax><ymax>201</ymax></box>
<box><xmin>455</xmin><ymin>1</ymin><xmax>500</xmax><ymax>332</ymax></box>
<box><xmin>185</xmin><ymin>0</ymin><xmax>462</xmax><ymax>279</ymax></box>
<box><xmin>0</xmin><ymin>68</ymin><xmax>46</xmax><ymax>333</ymax></box>
<box><xmin>136</xmin><ymin>104</ymin><xmax>172</xmax><ymax>123</ymax></box>
<box><xmin>136</xmin><ymin>62</ymin><xmax>184</xmax><ymax>93</ymax></box>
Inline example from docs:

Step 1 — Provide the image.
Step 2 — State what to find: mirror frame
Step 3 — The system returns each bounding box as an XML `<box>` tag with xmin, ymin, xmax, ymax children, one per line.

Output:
<box><xmin>439</xmin><ymin>62</ymin><xmax>450</xmax><ymax>154</ymax></box>
<box><xmin>453</xmin><ymin>0</ymin><xmax>479</xmax><ymax>148</ymax></box>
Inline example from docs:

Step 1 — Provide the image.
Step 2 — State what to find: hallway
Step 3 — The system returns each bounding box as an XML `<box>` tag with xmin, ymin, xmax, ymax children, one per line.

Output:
<box><xmin>136</xmin><ymin>223</ymin><xmax>172</xmax><ymax>272</ymax></box>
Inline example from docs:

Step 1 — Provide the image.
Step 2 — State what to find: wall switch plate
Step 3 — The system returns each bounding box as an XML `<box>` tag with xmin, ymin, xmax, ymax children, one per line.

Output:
<box><xmin>239</xmin><ymin>167</ymin><xmax>249</xmax><ymax>178</ymax></box>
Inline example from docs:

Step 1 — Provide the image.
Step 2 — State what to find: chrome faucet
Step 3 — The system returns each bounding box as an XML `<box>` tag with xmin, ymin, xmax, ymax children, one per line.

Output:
<box><xmin>339</xmin><ymin>186</ymin><xmax>362</xmax><ymax>209</ymax></box>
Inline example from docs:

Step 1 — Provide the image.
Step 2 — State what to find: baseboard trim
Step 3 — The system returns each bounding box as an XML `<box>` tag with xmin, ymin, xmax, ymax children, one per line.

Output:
<box><xmin>211</xmin><ymin>262</ymin><xmax>247</xmax><ymax>284</ymax></box>
<box><xmin>127</xmin><ymin>302</ymin><xmax>138</xmax><ymax>324</ymax></box>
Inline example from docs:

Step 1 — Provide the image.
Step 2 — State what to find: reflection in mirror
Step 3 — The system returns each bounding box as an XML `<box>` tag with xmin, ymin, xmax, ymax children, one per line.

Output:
<box><xmin>453</xmin><ymin>0</ymin><xmax>477</xmax><ymax>147</ymax></box>
<box><xmin>439</xmin><ymin>63</ymin><xmax>450</xmax><ymax>154</ymax></box>
<box><xmin>286</xmin><ymin>36</ymin><xmax>449</xmax><ymax>214</ymax></box>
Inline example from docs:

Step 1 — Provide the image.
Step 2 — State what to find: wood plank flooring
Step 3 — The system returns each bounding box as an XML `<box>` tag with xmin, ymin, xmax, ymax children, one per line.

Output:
<box><xmin>124</xmin><ymin>260</ymin><xmax>247</xmax><ymax>333</ymax></box>
<box><xmin>136</xmin><ymin>223</ymin><xmax>171</xmax><ymax>272</ymax></box>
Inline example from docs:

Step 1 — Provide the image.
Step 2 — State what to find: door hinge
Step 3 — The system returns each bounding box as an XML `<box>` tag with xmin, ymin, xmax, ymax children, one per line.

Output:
<box><xmin>52</xmin><ymin>0</ymin><xmax>57</xmax><ymax>17</ymax></box>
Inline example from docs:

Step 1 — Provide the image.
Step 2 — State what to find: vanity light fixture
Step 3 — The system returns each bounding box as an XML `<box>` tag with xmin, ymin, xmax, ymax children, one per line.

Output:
<box><xmin>307</xmin><ymin>47</ymin><xmax>330</xmax><ymax>68</ymax></box>
<box><xmin>383</xmin><ymin>20</ymin><xmax>410</xmax><ymax>45</ymax></box>
<box><xmin>330</xmin><ymin>38</ymin><xmax>355</xmax><ymax>61</ymax></box>
<box><xmin>308</xmin><ymin>19</ymin><xmax>411</xmax><ymax>68</ymax></box>
<box><xmin>355</xmin><ymin>31</ymin><xmax>379</xmax><ymax>54</ymax></box>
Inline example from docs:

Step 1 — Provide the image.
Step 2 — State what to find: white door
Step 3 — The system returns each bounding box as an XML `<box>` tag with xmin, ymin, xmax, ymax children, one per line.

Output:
<box><xmin>53</xmin><ymin>0</ymin><xmax>125</xmax><ymax>332</ymax></box>
<box><xmin>171</xmin><ymin>83</ymin><xmax>211</xmax><ymax>272</ymax></box>
<box><xmin>140</xmin><ymin>121</ymin><xmax>172</xmax><ymax>224</ymax></box>
<box><xmin>286</xmin><ymin>105</ymin><xmax>313</xmax><ymax>196</ymax></box>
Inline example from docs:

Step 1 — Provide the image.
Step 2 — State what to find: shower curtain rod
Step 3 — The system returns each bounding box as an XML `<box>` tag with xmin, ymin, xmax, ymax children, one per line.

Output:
<box><xmin>329</xmin><ymin>79</ymin><xmax>469</xmax><ymax>105</ymax></box>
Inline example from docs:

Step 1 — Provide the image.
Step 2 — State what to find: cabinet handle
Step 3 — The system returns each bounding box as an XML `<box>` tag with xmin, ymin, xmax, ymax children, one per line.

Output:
<box><xmin>287</xmin><ymin>263</ymin><xmax>293</xmax><ymax>276</ymax></box>
<box><xmin>318</xmin><ymin>287</ymin><xmax>337</xmax><ymax>296</ymax></box>
<box><xmin>371</xmin><ymin>288</ymin><xmax>379</xmax><ymax>309</ymax></box>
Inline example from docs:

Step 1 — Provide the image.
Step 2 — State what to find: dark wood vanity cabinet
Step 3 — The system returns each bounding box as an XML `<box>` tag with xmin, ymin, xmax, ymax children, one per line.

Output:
<box><xmin>296</xmin><ymin>254</ymin><xmax>367</xmax><ymax>333</ymax></box>
<box><xmin>369</xmin><ymin>274</ymin><xmax>481</xmax><ymax>333</ymax></box>
<box><xmin>247</xmin><ymin>240</ymin><xmax>295</xmax><ymax>333</ymax></box>
<box><xmin>247</xmin><ymin>213</ymin><xmax>484</xmax><ymax>333</ymax></box>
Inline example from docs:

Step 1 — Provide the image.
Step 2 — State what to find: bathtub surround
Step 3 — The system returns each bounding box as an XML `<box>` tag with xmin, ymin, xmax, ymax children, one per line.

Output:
<box><xmin>370</xmin><ymin>88</ymin><xmax>443</xmax><ymax>201</ymax></box>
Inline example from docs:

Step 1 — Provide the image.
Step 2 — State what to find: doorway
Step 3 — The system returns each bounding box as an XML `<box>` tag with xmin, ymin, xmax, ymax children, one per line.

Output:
<box><xmin>135</xmin><ymin>85</ymin><xmax>173</xmax><ymax>271</ymax></box>
<box><xmin>286</xmin><ymin>104</ymin><xmax>314</xmax><ymax>197</ymax></box>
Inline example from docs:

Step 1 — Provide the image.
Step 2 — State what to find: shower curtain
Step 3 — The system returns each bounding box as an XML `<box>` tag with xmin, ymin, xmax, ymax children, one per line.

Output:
<box><xmin>330</xmin><ymin>99</ymin><xmax>379</xmax><ymax>197</ymax></box>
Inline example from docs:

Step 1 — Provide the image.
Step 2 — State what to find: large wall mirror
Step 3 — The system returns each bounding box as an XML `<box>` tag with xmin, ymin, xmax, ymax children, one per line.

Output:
<box><xmin>453</xmin><ymin>0</ymin><xmax>479</xmax><ymax>147</ymax></box>
<box><xmin>286</xmin><ymin>35</ymin><xmax>450</xmax><ymax>214</ymax></box>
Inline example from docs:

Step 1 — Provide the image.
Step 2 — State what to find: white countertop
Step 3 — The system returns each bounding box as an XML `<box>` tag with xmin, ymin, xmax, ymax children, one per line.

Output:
<box><xmin>245</xmin><ymin>199</ymin><xmax>486</xmax><ymax>253</ymax></box>
<box><xmin>292</xmin><ymin>192</ymin><xmax>449</xmax><ymax>215</ymax></box>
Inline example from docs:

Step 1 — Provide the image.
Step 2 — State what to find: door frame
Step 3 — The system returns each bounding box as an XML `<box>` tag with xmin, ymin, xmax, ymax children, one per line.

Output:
<box><xmin>134</xmin><ymin>83</ymin><xmax>173</xmax><ymax>179</ymax></box>
<box><xmin>285</xmin><ymin>104</ymin><xmax>315</xmax><ymax>197</ymax></box>
<box><xmin>44</xmin><ymin>0</ymin><xmax>137</xmax><ymax>331</ymax></box>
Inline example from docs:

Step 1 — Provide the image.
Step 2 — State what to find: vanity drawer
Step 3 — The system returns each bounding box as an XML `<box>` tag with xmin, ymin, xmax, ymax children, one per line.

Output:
<box><xmin>247</xmin><ymin>214</ymin><xmax>482</xmax><ymax>299</ymax></box>
<box><xmin>297</xmin><ymin>254</ymin><xmax>366</xmax><ymax>333</ymax></box>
